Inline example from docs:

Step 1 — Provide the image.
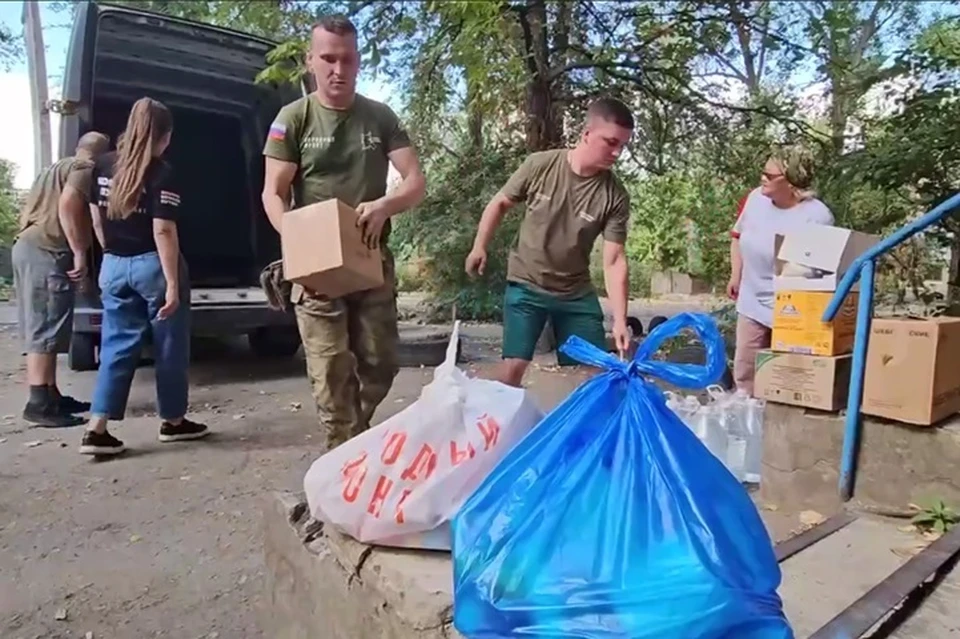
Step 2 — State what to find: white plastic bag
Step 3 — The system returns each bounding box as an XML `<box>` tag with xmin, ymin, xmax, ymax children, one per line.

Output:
<box><xmin>303</xmin><ymin>321</ymin><xmax>543</xmax><ymax>550</ymax></box>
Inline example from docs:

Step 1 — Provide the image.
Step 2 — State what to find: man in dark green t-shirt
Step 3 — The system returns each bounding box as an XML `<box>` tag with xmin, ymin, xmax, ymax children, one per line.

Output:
<box><xmin>465</xmin><ymin>98</ymin><xmax>634</xmax><ymax>387</ymax></box>
<box><xmin>262</xmin><ymin>14</ymin><xmax>426</xmax><ymax>450</ymax></box>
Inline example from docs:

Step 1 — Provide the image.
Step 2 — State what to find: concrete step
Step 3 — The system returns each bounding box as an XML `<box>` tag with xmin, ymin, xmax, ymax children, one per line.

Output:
<box><xmin>263</xmin><ymin>494</ymin><xmax>960</xmax><ymax>639</ymax></box>
<box><xmin>888</xmin><ymin>558</ymin><xmax>960</xmax><ymax>638</ymax></box>
<box><xmin>760</xmin><ymin>403</ymin><xmax>960</xmax><ymax>517</ymax></box>
<box><xmin>779</xmin><ymin>517</ymin><xmax>915</xmax><ymax>637</ymax></box>
<box><xmin>780</xmin><ymin>516</ymin><xmax>960</xmax><ymax>638</ymax></box>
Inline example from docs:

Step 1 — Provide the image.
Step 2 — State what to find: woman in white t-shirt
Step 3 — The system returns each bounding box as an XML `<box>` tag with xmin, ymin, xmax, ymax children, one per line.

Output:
<box><xmin>727</xmin><ymin>146</ymin><xmax>834</xmax><ymax>395</ymax></box>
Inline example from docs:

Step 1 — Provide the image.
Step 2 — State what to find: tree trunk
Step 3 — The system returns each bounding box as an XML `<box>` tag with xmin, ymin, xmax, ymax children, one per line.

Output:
<box><xmin>948</xmin><ymin>241</ymin><xmax>960</xmax><ymax>315</ymax></box>
<box><xmin>518</xmin><ymin>0</ymin><xmax>561</xmax><ymax>151</ymax></box>
<box><xmin>466</xmin><ymin>78</ymin><xmax>483</xmax><ymax>150</ymax></box>
<box><xmin>829</xmin><ymin>77</ymin><xmax>848</xmax><ymax>155</ymax></box>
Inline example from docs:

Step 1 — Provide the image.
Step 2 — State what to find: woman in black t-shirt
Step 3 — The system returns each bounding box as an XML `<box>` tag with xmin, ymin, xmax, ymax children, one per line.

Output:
<box><xmin>79</xmin><ymin>97</ymin><xmax>208</xmax><ymax>456</ymax></box>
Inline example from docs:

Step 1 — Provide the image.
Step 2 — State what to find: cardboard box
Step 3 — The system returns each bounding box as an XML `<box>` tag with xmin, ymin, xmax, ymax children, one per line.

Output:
<box><xmin>862</xmin><ymin>317</ymin><xmax>960</xmax><ymax>426</ymax></box>
<box><xmin>771</xmin><ymin>290</ymin><xmax>858</xmax><ymax>356</ymax></box>
<box><xmin>754</xmin><ymin>350</ymin><xmax>851</xmax><ymax>411</ymax></box>
<box><xmin>281</xmin><ymin>199</ymin><xmax>384</xmax><ymax>298</ymax></box>
<box><xmin>774</xmin><ymin>224</ymin><xmax>879</xmax><ymax>292</ymax></box>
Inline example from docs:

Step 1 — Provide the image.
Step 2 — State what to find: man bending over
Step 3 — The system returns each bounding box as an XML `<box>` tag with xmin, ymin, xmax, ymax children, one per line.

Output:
<box><xmin>465</xmin><ymin>98</ymin><xmax>634</xmax><ymax>387</ymax></box>
<box><xmin>12</xmin><ymin>131</ymin><xmax>110</xmax><ymax>427</ymax></box>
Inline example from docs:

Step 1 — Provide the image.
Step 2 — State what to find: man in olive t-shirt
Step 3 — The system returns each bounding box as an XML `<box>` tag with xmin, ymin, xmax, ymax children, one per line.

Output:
<box><xmin>261</xmin><ymin>15</ymin><xmax>426</xmax><ymax>451</ymax></box>
<box><xmin>12</xmin><ymin>131</ymin><xmax>110</xmax><ymax>427</ymax></box>
<box><xmin>465</xmin><ymin>98</ymin><xmax>635</xmax><ymax>387</ymax></box>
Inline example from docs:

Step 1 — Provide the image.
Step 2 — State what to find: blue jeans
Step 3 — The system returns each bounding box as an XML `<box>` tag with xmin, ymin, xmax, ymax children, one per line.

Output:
<box><xmin>91</xmin><ymin>252</ymin><xmax>190</xmax><ymax>421</ymax></box>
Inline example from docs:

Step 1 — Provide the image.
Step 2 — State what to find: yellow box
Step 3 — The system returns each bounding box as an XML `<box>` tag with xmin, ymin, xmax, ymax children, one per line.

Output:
<box><xmin>771</xmin><ymin>290</ymin><xmax>858</xmax><ymax>356</ymax></box>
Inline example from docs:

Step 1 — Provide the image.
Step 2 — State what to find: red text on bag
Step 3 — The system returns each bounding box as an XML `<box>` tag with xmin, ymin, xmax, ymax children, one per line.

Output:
<box><xmin>339</xmin><ymin>413</ymin><xmax>503</xmax><ymax>523</ymax></box>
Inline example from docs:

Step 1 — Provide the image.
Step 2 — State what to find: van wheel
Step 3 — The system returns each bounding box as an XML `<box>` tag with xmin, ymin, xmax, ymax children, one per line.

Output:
<box><xmin>69</xmin><ymin>333</ymin><xmax>99</xmax><ymax>371</ymax></box>
<box><xmin>249</xmin><ymin>327</ymin><xmax>301</xmax><ymax>358</ymax></box>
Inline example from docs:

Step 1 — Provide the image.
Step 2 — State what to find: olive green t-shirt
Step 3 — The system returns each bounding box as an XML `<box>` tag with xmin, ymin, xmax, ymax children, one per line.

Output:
<box><xmin>501</xmin><ymin>149</ymin><xmax>630</xmax><ymax>298</ymax></box>
<box><xmin>17</xmin><ymin>156</ymin><xmax>95</xmax><ymax>252</ymax></box>
<box><xmin>262</xmin><ymin>93</ymin><xmax>412</xmax><ymax>242</ymax></box>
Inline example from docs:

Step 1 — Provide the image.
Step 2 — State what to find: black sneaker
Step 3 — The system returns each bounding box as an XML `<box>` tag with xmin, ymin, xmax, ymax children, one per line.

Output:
<box><xmin>23</xmin><ymin>402</ymin><xmax>86</xmax><ymax>429</ymax></box>
<box><xmin>57</xmin><ymin>395</ymin><xmax>91</xmax><ymax>414</ymax></box>
<box><xmin>159</xmin><ymin>418</ymin><xmax>209</xmax><ymax>443</ymax></box>
<box><xmin>79</xmin><ymin>430</ymin><xmax>126</xmax><ymax>455</ymax></box>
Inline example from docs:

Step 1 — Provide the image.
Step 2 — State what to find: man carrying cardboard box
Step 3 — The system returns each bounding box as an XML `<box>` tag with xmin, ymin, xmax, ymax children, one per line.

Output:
<box><xmin>261</xmin><ymin>15</ymin><xmax>426</xmax><ymax>450</ymax></box>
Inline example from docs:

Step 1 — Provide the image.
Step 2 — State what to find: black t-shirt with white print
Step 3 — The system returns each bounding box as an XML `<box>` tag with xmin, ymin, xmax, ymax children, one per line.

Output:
<box><xmin>90</xmin><ymin>151</ymin><xmax>180</xmax><ymax>257</ymax></box>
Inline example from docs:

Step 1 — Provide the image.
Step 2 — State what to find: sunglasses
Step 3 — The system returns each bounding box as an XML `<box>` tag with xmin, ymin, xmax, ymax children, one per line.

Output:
<box><xmin>762</xmin><ymin>171</ymin><xmax>785</xmax><ymax>181</ymax></box>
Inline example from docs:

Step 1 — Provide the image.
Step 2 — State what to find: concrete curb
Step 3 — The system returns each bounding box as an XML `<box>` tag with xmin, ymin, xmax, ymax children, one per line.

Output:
<box><xmin>261</xmin><ymin>491</ymin><xmax>461</xmax><ymax>639</ymax></box>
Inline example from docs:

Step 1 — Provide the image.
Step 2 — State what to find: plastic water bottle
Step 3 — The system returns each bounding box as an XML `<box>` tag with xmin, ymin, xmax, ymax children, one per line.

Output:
<box><xmin>743</xmin><ymin>397</ymin><xmax>765</xmax><ymax>484</ymax></box>
<box><xmin>724</xmin><ymin>393</ymin><xmax>748</xmax><ymax>483</ymax></box>
<box><xmin>699</xmin><ymin>403</ymin><xmax>730</xmax><ymax>466</ymax></box>
<box><xmin>681</xmin><ymin>395</ymin><xmax>705</xmax><ymax>438</ymax></box>
<box><xmin>664</xmin><ymin>391</ymin><xmax>683</xmax><ymax>418</ymax></box>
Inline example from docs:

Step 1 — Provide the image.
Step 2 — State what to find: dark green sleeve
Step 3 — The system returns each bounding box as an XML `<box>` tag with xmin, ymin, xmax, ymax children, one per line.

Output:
<box><xmin>380</xmin><ymin>105</ymin><xmax>412</xmax><ymax>153</ymax></box>
<box><xmin>263</xmin><ymin>103</ymin><xmax>302</xmax><ymax>163</ymax></box>
<box><xmin>603</xmin><ymin>189</ymin><xmax>630</xmax><ymax>244</ymax></box>
<box><xmin>499</xmin><ymin>155</ymin><xmax>536</xmax><ymax>203</ymax></box>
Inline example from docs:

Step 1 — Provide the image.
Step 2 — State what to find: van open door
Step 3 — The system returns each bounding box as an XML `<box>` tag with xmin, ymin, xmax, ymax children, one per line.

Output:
<box><xmin>63</xmin><ymin>1</ymin><xmax>302</xmax><ymax>371</ymax></box>
<box><xmin>56</xmin><ymin>1</ymin><xmax>100</xmax><ymax>158</ymax></box>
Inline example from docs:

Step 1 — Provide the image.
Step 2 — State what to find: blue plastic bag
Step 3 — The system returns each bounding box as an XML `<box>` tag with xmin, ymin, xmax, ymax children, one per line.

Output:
<box><xmin>452</xmin><ymin>313</ymin><xmax>792</xmax><ymax>639</ymax></box>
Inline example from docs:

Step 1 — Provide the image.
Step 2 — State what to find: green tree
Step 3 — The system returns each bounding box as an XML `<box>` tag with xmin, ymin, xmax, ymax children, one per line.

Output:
<box><xmin>0</xmin><ymin>159</ymin><xmax>20</xmax><ymax>247</ymax></box>
<box><xmin>0</xmin><ymin>22</ymin><xmax>21</xmax><ymax>70</ymax></box>
<box><xmin>47</xmin><ymin>0</ymin><xmax>960</xmax><ymax>314</ymax></box>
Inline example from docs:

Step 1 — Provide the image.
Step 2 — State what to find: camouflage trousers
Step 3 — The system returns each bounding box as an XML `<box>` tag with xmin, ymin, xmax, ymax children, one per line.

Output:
<box><xmin>293</xmin><ymin>251</ymin><xmax>399</xmax><ymax>451</ymax></box>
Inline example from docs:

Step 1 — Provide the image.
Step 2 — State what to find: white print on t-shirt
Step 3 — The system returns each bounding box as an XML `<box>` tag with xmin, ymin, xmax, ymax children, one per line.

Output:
<box><xmin>732</xmin><ymin>187</ymin><xmax>834</xmax><ymax>327</ymax></box>
<box><xmin>361</xmin><ymin>130</ymin><xmax>382</xmax><ymax>151</ymax></box>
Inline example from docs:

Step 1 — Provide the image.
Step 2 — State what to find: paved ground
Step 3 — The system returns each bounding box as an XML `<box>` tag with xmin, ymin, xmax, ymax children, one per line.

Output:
<box><xmin>0</xmin><ymin>313</ymin><xmax>617</xmax><ymax>639</ymax></box>
<box><xmin>4</xmin><ymin>293</ymin><xmax>945</xmax><ymax>639</ymax></box>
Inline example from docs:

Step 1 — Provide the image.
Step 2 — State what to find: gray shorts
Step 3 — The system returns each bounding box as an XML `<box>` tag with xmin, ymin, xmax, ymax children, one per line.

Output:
<box><xmin>12</xmin><ymin>238</ymin><xmax>75</xmax><ymax>354</ymax></box>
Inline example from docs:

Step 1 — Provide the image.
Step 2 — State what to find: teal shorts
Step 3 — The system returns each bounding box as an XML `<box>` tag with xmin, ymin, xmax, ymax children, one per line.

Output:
<box><xmin>502</xmin><ymin>281</ymin><xmax>607</xmax><ymax>366</ymax></box>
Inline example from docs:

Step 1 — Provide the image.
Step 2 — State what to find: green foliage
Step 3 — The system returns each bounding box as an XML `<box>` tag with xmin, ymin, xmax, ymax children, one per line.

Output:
<box><xmin>55</xmin><ymin>0</ymin><xmax>960</xmax><ymax>310</ymax></box>
<box><xmin>626</xmin><ymin>174</ymin><xmax>697</xmax><ymax>274</ymax></box>
<box><xmin>0</xmin><ymin>22</ymin><xmax>21</xmax><ymax>70</ymax></box>
<box><xmin>0</xmin><ymin>159</ymin><xmax>19</xmax><ymax>248</ymax></box>
<box><xmin>911</xmin><ymin>499</ymin><xmax>959</xmax><ymax>534</ymax></box>
<box><xmin>622</xmin><ymin>167</ymin><xmax>751</xmax><ymax>289</ymax></box>
<box><xmin>391</xmin><ymin>143</ymin><xmax>527</xmax><ymax>321</ymax></box>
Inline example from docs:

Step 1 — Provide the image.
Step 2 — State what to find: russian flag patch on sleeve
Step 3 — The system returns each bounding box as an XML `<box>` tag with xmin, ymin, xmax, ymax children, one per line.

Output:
<box><xmin>268</xmin><ymin>121</ymin><xmax>286</xmax><ymax>141</ymax></box>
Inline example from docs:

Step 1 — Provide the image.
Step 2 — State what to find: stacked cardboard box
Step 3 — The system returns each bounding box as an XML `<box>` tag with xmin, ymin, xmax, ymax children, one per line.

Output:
<box><xmin>861</xmin><ymin>316</ymin><xmax>960</xmax><ymax>426</ymax></box>
<box><xmin>754</xmin><ymin>224</ymin><xmax>878</xmax><ymax>411</ymax></box>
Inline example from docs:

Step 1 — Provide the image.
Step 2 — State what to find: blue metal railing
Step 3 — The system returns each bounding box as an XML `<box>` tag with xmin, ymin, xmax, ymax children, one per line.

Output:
<box><xmin>823</xmin><ymin>192</ymin><xmax>960</xmax><ymax>501</ymax></box>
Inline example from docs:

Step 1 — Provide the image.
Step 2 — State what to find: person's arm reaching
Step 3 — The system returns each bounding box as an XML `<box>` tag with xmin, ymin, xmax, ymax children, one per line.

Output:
<box><xmin>728</xmin><ymin>239</ymin><xmax>743</xmax><ymax>300</ymax></box>
<box><xmin>153</xmin><ymin>218</ymin><xmax>180</xmax><ymax>320</ymax></box>
<box><xmin>728</xmin><ymin>193</ymin><xmax>748</xmax><ymax>300</ymax></box>
<box><xmin>262</xmin><ymin>158</ymin><xmax>297</xmax><ymax>234</ymax></box>
<box><xmin>356</xmin><ymin>107</ymin><xmax>427</xmax><ymax>249</ymax></box>
<box><xmin>60</xmin><ymin>164</ymin><xmax>95</xmax><ymax>280</ymax></box>
<box><xmin>58</xmin><ymin>184</ymin><xmax>92</xmax><ymax>280</ymax></box>
<box><xmin>152</xmin><ymin>168</ymin><xmax>182</xmax><ymax>320</ymax></box>
<box><xmin>90</xmin><ymin>204</ymin><xmax>105</xmax><ymax>249</ymax></box>
<box><xmin>465</xmin><ymin>193</ymin><xmax>517</xmax><ymax>276</ymax></box>
<box><xmin>357</xmin><ymin>146</ymin><xmax>426</xmax><ymax>249</ymax></box>
<box><xmin>465</xmin><ymin>155</ymin><xmax>534</xmax><ymax>277</ymax></box>
<box><xmin>603</xmin><ymin>240</ymin><xmax>629</xmax><ymax>326</ymax></box>
<box><xmin>602</xmin><ymin>192</ymin><xmax>631</xmax><ymax>356</ymax></box>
